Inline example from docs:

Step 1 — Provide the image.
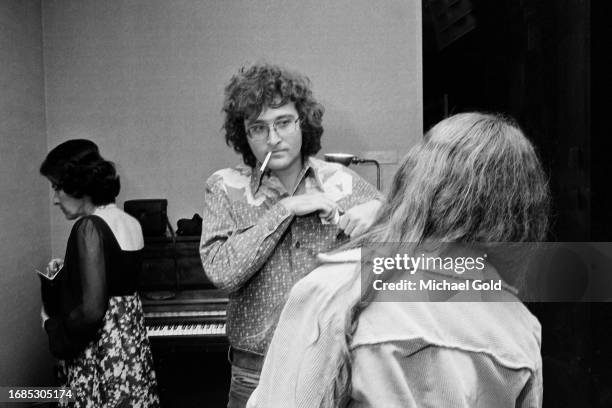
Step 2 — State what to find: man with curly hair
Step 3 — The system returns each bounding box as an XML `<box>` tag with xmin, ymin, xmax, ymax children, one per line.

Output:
<box><xmin>200</xmin><ymin>63</ymin><xmax>382</xmax><ymax>408</ymax></box>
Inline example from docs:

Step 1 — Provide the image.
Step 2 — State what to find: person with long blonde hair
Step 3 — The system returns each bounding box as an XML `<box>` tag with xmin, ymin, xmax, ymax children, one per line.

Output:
<box><xmin>247</xmin><ymin>112</ymin><xmax>550</xmax><ymax>407</ymax></box>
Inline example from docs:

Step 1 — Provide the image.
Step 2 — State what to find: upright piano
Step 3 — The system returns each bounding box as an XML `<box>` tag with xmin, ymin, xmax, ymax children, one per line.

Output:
<box><xmin>139</xmin><ymin>235</ymin><xmax>231</xmax><ymax>406</ymax></box>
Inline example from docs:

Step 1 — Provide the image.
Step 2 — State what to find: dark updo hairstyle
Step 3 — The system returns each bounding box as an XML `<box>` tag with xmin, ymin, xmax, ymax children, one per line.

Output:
<box><xmin>223</xmin><ymin>63</ymin><xmax>325</xmax><ymax>167</ymax></box>
<box><xmin>40</xmin><ymin>139</ymin><xmax>120</xmax><ymax>205</ymax></box>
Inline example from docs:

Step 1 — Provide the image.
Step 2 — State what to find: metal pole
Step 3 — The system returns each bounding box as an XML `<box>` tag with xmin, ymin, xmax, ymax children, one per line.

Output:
<box><xmin>353</xmin><ymin>158</ymin><xmax>381</xmax><ymax>190</ymax></box>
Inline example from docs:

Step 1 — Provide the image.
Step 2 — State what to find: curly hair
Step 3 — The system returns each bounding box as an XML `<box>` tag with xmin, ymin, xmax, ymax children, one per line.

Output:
<box><xmin>40</xmin><ymin>139</ymin><xmax>120</xmax><ymax>205</ymax></box>
<box><xmin>222</xmin><ymin>63</ymin><xmax>325</xmax><ymax>167</ymax></box>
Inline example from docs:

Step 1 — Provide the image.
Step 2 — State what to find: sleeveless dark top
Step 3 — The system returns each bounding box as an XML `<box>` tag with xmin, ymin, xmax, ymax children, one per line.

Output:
<box><xmin>41</xmin><ymin>215</ymin><xmax>143</xmax><ymax>359</ymax></box>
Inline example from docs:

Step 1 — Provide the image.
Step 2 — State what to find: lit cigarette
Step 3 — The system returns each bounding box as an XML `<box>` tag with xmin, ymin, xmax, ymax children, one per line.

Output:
<box><xmin>260</xmin><ymin>151</ymin><xmax>272</xmax><ymax>172</ymax></box>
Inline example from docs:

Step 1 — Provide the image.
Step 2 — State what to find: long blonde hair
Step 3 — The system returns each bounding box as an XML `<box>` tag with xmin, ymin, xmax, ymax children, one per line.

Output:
<box><xmin>324</xmin><ymin>112</ymin><xmax>550</xmax><ymax>407</ymax></box>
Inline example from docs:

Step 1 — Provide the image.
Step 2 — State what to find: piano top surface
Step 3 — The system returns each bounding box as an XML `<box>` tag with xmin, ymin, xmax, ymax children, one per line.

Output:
<box><xmin>141</xmin><ymin>288</ymin><xmax>228</xmax><ymax>306</ymax></box>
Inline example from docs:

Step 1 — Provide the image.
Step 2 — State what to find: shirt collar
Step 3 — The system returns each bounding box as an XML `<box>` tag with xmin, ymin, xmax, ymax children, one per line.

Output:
<box><xmin>250</xmin><ymin>156</ymin><xmax>325</xmax><ymax>195</ymax></box>
<box><xmin>93</xmin><ymin>203</ymin><xmax>118</xmax><ymax>213</ymax></box>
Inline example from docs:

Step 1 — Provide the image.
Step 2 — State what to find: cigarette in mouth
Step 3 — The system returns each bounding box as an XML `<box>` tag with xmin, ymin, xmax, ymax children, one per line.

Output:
<box><xmin>260</xmin><ymin>151</ymin><xmax>272</xmax><ymax>172</ymax></box>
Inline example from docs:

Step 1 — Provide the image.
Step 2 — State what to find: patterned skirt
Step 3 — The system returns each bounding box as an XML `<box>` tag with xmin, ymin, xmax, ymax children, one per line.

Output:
<box><xmin>57</xmin><ymin>295</ymin><xmax>160</xmax><ymax>408</ymax></box>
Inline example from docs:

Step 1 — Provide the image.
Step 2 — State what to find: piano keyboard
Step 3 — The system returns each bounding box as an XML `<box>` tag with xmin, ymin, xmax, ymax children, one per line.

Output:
<box><xmin>142</xmin><ymin>289</ymin><xmax>228</xmax><ymax>343</ymax></box>
<box><xmin>147</xmin><ymin>322</ymin><xmax>226</xmax><ymax>337</ymax></box>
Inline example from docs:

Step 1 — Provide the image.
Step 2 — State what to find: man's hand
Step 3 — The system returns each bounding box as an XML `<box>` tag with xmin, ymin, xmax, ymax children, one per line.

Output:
<box><xmin>338</xmin><ymin>200</ymin><xmax>383</xmax><ymax>238</ymax></box>
<box><xmin>279</xmin><ymin>194</ymin><xmax>339</xmax><ymax>219</ymax></box>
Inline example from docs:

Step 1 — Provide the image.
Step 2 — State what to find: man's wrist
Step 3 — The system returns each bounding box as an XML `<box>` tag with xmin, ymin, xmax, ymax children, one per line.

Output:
<box><xmin>261</xmin><ymin>202</ymin><xmax>293</xmax><ymax>232</ymax></box>
<box><xmin>278</xmin><ymin>198</ymin><xmax>294</xmax><ymax>214</ymax></box>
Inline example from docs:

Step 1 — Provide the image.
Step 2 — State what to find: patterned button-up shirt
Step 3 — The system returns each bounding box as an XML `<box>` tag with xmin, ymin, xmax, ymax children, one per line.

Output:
<box><xmin>200</xmin><ymin>156</ymin><xmax>381</xmax><ymax>354</ymax></box>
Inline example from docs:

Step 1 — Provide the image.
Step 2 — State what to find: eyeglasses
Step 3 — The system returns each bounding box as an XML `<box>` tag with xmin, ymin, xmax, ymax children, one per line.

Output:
<box><xmin>246</xmin><ymin>116</ymin><xmax>300</xmax><ymax>142</ymax></box>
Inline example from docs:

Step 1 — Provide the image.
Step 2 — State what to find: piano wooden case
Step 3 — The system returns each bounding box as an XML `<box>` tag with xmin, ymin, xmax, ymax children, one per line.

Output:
<box><xmin>139</xmin><ymin>235</ymin><xmax>230</xmax><ymax>405</ymax></box>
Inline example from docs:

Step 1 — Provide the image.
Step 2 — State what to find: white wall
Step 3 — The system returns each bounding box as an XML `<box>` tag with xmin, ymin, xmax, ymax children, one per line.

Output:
<box><xmin>0</xmin><ymin>0</ymin><xmax>55</xmax><ymax>386</ymax></box>
<box><xmin>0</xmin><ymin>0</ymin><xmax>422</xmax><ymax>383</ymax></box>
<box><xmin>42</xmin><ymin>0</ymin><xmax>422</xmax><ymax>255</ymax></box>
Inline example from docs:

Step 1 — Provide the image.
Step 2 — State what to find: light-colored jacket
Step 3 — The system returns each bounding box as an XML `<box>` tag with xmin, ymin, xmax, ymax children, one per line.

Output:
<box><xmin>248</xmin><ymin>248</ymin><xmax>543</xmax><ymax>408</ymax></box>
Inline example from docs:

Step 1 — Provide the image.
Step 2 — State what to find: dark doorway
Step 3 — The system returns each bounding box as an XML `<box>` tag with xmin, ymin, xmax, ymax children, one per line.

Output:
<box><xmin>422</xmin><ymin>2</ymin><xmax>612</xmax><ymax>407</ymax></box>
<box><xmin>422</xmin><ymin>0</ymin><xmax>590</xmax><ymax>241</ymax></box>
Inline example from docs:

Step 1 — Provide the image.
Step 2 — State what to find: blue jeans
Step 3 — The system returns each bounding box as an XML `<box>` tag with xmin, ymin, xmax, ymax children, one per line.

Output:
<box><xmin>227</xmin><ymin>347</ymin><xmax>263</xmax><ymax>408</ymax></box>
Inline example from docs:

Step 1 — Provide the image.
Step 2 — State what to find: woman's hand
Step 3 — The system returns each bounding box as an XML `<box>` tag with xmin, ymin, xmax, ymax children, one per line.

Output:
<box><xmin>46</xmin><ymin>258</ymin><xmax>64</xmax><ymax>276</ymax></box>
<box><xmin>40</xmin><ymin>306</ymin><xmax>49</xmax><ymax>330</ymax></box>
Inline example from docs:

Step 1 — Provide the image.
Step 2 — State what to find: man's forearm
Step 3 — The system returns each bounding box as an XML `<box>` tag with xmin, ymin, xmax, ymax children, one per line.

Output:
<box><xmin>200</xmin><ymin>203</ymin><xmax>293</xmax><ymax>291</ymax></box>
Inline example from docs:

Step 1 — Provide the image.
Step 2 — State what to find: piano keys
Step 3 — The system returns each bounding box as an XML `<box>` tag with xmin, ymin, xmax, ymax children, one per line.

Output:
<box><xmin>147</xmin><ymin>321</ymin><xmax>226</xmax><ymax>338</ymax></box>
<box><xmin>142</xmin><ymin>288</ymin><xmax>229</xmax><ymax>345</ymax></box>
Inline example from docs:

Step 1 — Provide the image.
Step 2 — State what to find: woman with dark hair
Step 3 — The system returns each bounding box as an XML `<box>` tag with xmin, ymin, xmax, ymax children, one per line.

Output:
<box><xmin>248</xmin><ymin>113</ymin><xmax>550</xmax><ymax>407</ymax></box>
<box><xmin>39</xmin><ymin>139</ymin><xmax>159</xmax><ymax>407</ymax></box>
